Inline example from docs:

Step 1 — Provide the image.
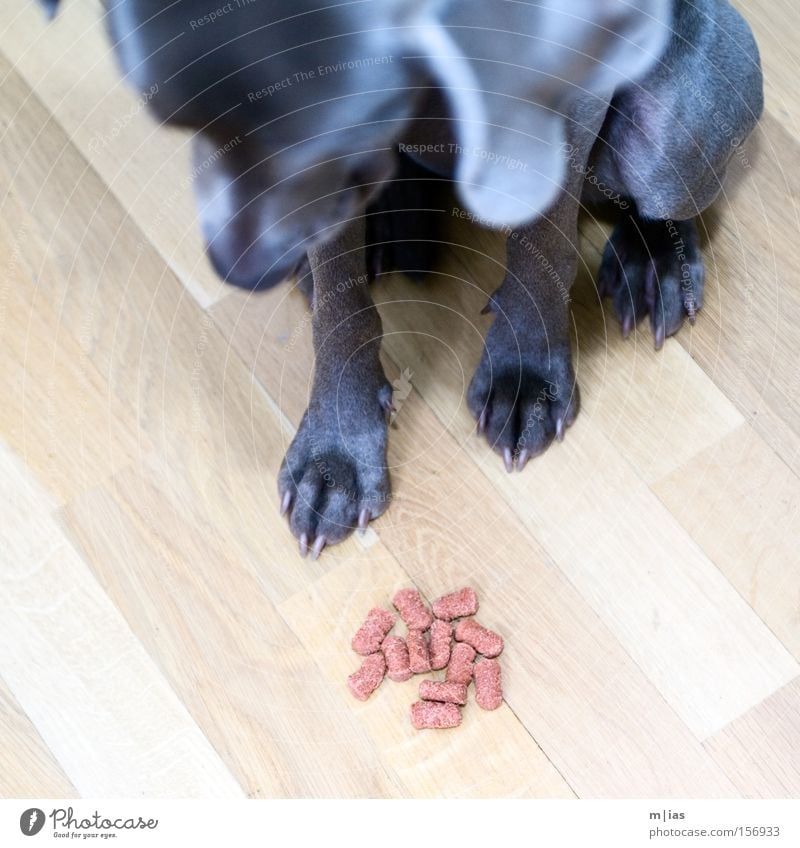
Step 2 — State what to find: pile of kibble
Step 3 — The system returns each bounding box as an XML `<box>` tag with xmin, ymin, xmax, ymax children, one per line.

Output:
<box><xmin>347</xmin><ymin>587</ymin><xmax>504</xmax><ymax>728</ymax></box>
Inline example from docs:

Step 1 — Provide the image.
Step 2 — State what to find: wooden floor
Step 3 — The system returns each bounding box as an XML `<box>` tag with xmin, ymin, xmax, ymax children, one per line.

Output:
<box><xmin>2</xmin><ymin>1</ymin><xmax>799</xmax><ymax>799</ymax></box>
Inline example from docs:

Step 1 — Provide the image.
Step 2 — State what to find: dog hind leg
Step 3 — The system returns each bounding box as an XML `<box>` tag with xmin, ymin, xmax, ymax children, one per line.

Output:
<box><xmin>591</xmin><ymin>0</ymin><xmax>762</xmax><ymax>345</ymax></box>
<box><xmin>597</xmin><ymin>213</ymin><xmax>704</xmax><ymax>349</ymax></box>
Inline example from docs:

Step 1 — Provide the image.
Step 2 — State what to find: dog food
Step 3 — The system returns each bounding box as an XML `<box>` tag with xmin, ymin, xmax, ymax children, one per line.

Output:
<box><xmin>348</xmin><ymin>586</ymin><xmax>505</xmax><ymax>729</ymax></box>
<box><xmin>347</xmin><ymin>653</ymin><xmax>387</xmax><ymax>701</ymax></box>
<box><xmin>429</xmin><ymin>619</ymin><xmax>452</xmax><ymax>670</ymax></box>
<box><xmin>474</xmin><ymin>659</ymin><xmax>503</xmax><ymax>710</ymax></box>
<box><xmin>392</xmin><ymin>588</ymin><xmax>434</xmax><ymax>631</ymax></box>
<box><xmin>352</xmin><ymin>607</ymin><xmax>396</xmax><ymax>656</ymax></box>
<box><xmin>410</xmin><ymin>701</ymin><xmax>462</xmax><ymax>729</ymax></box>
<box><xmin>432</xmin><ymin>587</ymin><xmax>478</xmax><ymax>621</ymax></box>
<box><xmin>445</xmin><ymin>642</ymin><xmax>476</xmax><ymax>685</ymax></box>
<box><xmin>454</xmin><ymin>618</ymin><xmax>504</xmax><ymax>658</ymax></box>
<box><xmin>407</xmin><ymin>630</ymin><xmax>431</xmax><ymax>674</ymax></box>
<box><xmin>419</xmin><ymin>679</ymin><xmax>468</xmax><ymax>705</ymax></box>
<box><xmin>382</xmin><ymin>635</ymin><xmax>413</xmax><ymax>682</ymax></box>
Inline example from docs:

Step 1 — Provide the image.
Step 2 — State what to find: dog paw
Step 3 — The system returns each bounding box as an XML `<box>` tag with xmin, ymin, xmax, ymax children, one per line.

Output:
<box><xmin>598</xmin><ymin>215</ymin><xmax>704</xmax><ymax>349</ymax></box>
<box><xmin>468</xmin><ymin>342</ymin><xmax>579</xmax><ymax>471</ymax></box>
<box><xmin>278</xmin><ymin>404</ymin><xmax>391</xmax><ymax>559</ymax></box>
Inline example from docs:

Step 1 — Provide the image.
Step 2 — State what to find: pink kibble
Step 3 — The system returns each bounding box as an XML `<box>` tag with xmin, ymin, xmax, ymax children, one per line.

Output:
<box><xmin>407</xmin><ymin>630</ymin><xmax>431</xmax><ymax>674</ymax></box>
<box><xmin>410</xmin><ymin>700</ymin><xmax>462</xmax><ymax>729</ymax></box>
<box><xmin>419</xmin><ymin>679</ymin><xmax>468</xmax><ymax>705</ymax></box>
<box><xmin>382</xmin><ymin>635</ymin><xmax>412</xmax><ymax>682</ymax></box>
<box><xmin>445</xmin><ymin>642</ymin><xmax>476</xmax><ymax>685</ymax></box>
<box><xmin>347</xmin><ymin>653</ymin><xmax>386</xmax><ymax>701</ymax></box>
<box><xmin>432</xmin><ymin>587</ymin><xmax>478</xmax><ymax>621</ymax></box>
<box><xmin>474</xmin><ymin>659</ymin><xmax>503</xmax><ymax>710</ymax></box>
<box><xmin>392</xmin><ymin>588</ymin><xmax>433</xmax><ymax>631</ymax></box>
<box><xmin>351</xmin><ymin>607</ymin><xmax>396</xmax><ymax>656</ymax></box>
<box><xmin>429</xmin><ymin>619</ymin><xmax>452</xmax><ymax>670</ymax></box>
<box><xmin>454</xmin><ymin>618</ymin><xmax>504</xmax><ymax>658</ymax></box>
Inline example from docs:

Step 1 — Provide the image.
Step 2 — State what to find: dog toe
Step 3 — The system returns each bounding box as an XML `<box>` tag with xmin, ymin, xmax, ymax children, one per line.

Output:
<box><xmin>599</xmin><ymin>214</ymin><xmax>705</xmax><ymax>346</ymax></box>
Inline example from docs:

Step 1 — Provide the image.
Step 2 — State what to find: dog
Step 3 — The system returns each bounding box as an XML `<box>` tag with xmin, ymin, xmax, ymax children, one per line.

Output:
<box><xmin>44</xmin><ymin>1</ymin><xmax>763</xmax><ymax>558</ymax></box>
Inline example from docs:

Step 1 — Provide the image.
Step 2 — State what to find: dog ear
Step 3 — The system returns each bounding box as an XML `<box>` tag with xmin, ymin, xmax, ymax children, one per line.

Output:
<box><xmin>405</xmin><ymin>0</ymin><xmax>673</xmax><ymax>227</ymax></box>
<box><xmin>102</xmin><ymin>0</ymin><xmax>671</xmax><ymax>233</ymax></box>
<box><xmin>103</xmin><ymin>1</ymin><xmax>435</xmax><ymax>141</ymax></box>
<box><xmin>38</xmin><ymin>0</ymin><xmax>60</xmax><ymax>19</ymax></box>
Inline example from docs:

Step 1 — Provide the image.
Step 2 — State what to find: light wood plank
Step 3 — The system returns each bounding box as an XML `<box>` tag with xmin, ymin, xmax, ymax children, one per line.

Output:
<box><xmin>743</xmin><ymin>0</ymin><xmax>800</xmax><ymax>126</ymax></box>
<box><xmin>0</xmin><ymin>228</ymin><xmax>141</xmax><ymax>504</ymax></box>
<box><xmin>654</xmin><ymin>423</ymin><xmax>800</xmax><ymax>662</ymax></box>
<box><xmin>0</xmin><ymin>442</ymin><xmax>245</xmax><ymax>797</ymax></box>
<box><xmin>60</xmin><ymin>469</ymin><xmax>403</xmax><ymax>799</ymax></box>
<box><xmin>0</xmin><ymin>679</ymin><xmax>77</xmax><ymax>798</ymax></box>
<box><xmin>705</xmin><ymin>677</ymin><xmax>800</xmax><ymax>798</ymax></box>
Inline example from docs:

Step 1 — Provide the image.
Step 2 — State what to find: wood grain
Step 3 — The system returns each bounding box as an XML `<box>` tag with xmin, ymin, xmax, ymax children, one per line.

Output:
<box><xmin>0</xmin><ymin>680</ymin><xmax>76</xmax><ymax>798</ymax></box>
<box><xmin>0</xmin><ymin>444</ymin><xmax>244</xmax><ymax>798</ymax></box>
<box><xmin>1</xmin><ymin>0</ymin><xmax>799</xmax><ymax>799</ymax></box>
<box><xmin>705</xmin><ymin>677</ymin><xmax>800</xmax><ymax>798</ymax></box>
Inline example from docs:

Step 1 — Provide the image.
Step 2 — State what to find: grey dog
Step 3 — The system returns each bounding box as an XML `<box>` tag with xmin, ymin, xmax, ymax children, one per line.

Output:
<box><xmin>45</xmin><ymin>1</ymin><xmax>763</xmax><ymax>558</ymax></box>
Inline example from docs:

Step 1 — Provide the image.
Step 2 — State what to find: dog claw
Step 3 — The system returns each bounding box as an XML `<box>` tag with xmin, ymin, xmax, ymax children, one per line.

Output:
<box><xmin>368</xmin><ymin>245</ymin><xmax>384</xmax><ymax>280</ymax></box>
<box><xmin>600</xmin><ymin>216</ymin><xmax>705</xmax><ymax>349</ymax></box>
<box><xmin>517</xmin><ymin>448</ymin><xmax>530</xmax><ymax>472</ymax></box>
<box><xmin>477</xmin><ymin>408</ymin><xmax>487</xmax><ymax>435</ymax></box>
<box><xmin>379</xmin><ymin>387</ymin><xmax>396</xmax><ymax>415</ymax></box>
<box><xmin>358</xmin><ymin>507</ymin><xmax>371</xmax><ymax>534</ymax></box>
<box><xmin>503</xmin><ymin>447</ymin><xmax>514</xmax><ymax>473</ymax></box>
<box><xmin>299</xmin><ymin>532</ymin><xmax>310</xmax><ymax>558</ymax></box>
<box><xmin>280</xmin><ymin>490</ymin><xmax>293</xmax><ymax>517</ymax></box>
<box><xmin>555</xmin><ymin>417</ymin><xmax>565</xmax><ymax>442</ymax></box>
<box><xmin>310</xmin><ymin>535</ymin><xmax>327</xmax><ymax>560</ymax></box>
<box><xmin>654</xmin><ymin>321</ymin><xmax>666</xmax><ymax>351</ymax></box>
<box><xmin>480</xmin><ymin>298</ymin><xmax>497</xmax><ymax>316</ymax></box>
<box><xmin>621</xmin><ymin>312</ymin><xmax>634</xmax><ymax>339</ymax></box>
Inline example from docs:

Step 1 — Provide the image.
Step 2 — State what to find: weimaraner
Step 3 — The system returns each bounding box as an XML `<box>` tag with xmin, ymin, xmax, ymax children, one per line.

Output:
<box><xmin>44</xmin><ymin>1</ymin><xmax>763</xmax><ymax>557</ymax></box>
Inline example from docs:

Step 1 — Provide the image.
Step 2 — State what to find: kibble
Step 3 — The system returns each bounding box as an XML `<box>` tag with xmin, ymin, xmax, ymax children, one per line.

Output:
<box><xmin>407</xmin><ymin>630</ymin><xmax>431</xmax><ymax>674</ymax></box>
<box><xmin>432</xmin><ymin>587</ymin><xmax>478</xmax><ymax>621</ymax></box>
<box><xmin>382</xmin><ymin>635</ymin><xmax>412</xmax><ymax>682</ymax></box>
<box><xmin>392</xmin><ymin>588</ymin><xmax>434</xmax><ymax>631</ymax></box>
<box><xmin>429</xmin><ymin>619</ymin><xmax>452</xmax><ymax>670</ymax></box>
<box><xmin>454</xmin><ymin>618</ymin><xmax>504</xmax><ymax>658</ymax></box>
<box><xmin>351</xmin><ymin>607</ymin><xmax>396</xmax><ymax>656</ymax></box>
<box><xmin>410</xmin><ymin>701</ymin><xmax>462</xmax><ymax>729</ymax></box>
<box><xmin>446</xmin><ymin>642</ymin><xmax>476</xmax><ymax>685</ymax></box>
<box><xmin>474</xmin><ymin>659</ymin><xmax>503</xmax><ymax>710</ymax></box>
<box><xmin>348</xmin><ymin>587</ymin><xmax>505</xmax><ymax>729</ymax></box>
<box><xmin>419</xmin><ymin>679</ymin><xmax>468</xmax><ymax>705</ymax></box>
<box><xmin>347</xmin><ymin>653</ymin><xmax>386</xmax><ymax>701</ymax></box>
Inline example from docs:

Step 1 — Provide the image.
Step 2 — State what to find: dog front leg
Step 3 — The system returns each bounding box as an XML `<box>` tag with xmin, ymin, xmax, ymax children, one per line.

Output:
<box><xmin>468</xmin><ymin>191</ymin><xmax>581</xmax><ymax>471</ymax></box>
<box><xmin>279</xmin><ymin>219</ymin><xmax>392</xmax><ymax>557</ymax></box>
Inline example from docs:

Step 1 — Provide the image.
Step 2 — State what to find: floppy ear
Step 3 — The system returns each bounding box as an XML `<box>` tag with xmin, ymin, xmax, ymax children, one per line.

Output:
<box><xmin>404</xmin><ymin>0</ymin><xmax>673</xmax><ymax>227</ymax></box>
<box><xmin>38</xmin><ymin>0</ymin><xmax>60</xmax><ymax>20</ymax></box>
